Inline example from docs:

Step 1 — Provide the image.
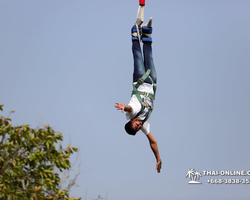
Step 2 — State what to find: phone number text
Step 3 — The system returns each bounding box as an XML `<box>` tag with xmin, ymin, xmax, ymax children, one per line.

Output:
<box><xmin>207</xmin><ymin>179</ymin><xmax>250</xmax><ymax>184</ymax></box>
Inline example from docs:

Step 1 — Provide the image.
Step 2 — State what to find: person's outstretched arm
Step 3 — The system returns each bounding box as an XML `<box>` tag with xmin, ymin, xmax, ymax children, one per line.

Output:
<box><xmin>115</xmin><ymin>103</ymin><xmax>133</xmax><ymax>113</ymax></box>
<box><xmin>147</xmin><ymin>132</ymin><xmax>162</xmax><ymax>173</ymax></box>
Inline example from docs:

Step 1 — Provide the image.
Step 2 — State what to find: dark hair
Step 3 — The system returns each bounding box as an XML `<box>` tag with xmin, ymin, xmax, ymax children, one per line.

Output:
<box><xmin>124</xmin><ymin>121</ymin><xmax>137</xmax><ymax>136</ymax></box>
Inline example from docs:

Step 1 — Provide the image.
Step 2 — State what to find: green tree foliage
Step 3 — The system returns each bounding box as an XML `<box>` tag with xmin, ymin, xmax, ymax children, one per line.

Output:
<box><xmin>93</xmin><ymin>195</ymin><xmax>103</xmax><ymax>200</ymax></box>
<box><xmin>0</xmin><ymin>104</ymin><xmax>81</xmax><ymax>200</ymax></box>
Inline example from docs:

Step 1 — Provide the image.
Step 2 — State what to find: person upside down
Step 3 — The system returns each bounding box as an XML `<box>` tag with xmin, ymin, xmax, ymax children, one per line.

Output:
<box><xmin>115</xmin><ymin>17</ymin><xmax>162</xmax><ymax>173</ymax></box>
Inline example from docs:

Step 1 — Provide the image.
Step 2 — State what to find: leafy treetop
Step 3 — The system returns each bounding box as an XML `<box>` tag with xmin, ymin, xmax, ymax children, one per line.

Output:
<box><xmin>0</xmin><ymin>104</ymin><xmax>81</xmax><ymax>200</ymax></box>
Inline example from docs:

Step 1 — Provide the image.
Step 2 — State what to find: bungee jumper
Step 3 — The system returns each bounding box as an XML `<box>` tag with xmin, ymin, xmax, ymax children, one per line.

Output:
<box><xmin>115</xmin><ymin>0</ymin><xmax>162</xmax><ymax>173</ymax></box>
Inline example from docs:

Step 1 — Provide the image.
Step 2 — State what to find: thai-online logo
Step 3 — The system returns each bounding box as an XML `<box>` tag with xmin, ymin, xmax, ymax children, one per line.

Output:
<box><xmin>186</xmin><ymin>169</ymin><xmax>202</xmax><ymax>184</ymax></box>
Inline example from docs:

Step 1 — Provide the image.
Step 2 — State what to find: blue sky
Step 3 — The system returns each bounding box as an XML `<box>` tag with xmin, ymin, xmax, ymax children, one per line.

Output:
<box><xmin>1</xmin><ymin>0</ymin><xmax>250</xmax><ymax>199</ymax></box>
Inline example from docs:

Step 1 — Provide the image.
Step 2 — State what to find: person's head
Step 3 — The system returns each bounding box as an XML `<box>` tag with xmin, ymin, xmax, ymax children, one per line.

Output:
<box><xmin>124</xmin><ymin>118</ymin><xmax>143</xmax><ymax>136</ymax></box>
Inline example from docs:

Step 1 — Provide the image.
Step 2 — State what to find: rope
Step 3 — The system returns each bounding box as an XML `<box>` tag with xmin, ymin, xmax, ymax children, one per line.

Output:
<box><xmin>135</xmin><ymin>5</ymin><xmax>145</xmax><ymax>43</ymax></box>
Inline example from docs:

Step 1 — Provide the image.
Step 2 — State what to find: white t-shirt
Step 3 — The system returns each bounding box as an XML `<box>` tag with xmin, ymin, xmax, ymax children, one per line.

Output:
<box><xmin>126</xmin><ymin>82</ymin><xmax>155</xmax><ymax>136</ymax></box>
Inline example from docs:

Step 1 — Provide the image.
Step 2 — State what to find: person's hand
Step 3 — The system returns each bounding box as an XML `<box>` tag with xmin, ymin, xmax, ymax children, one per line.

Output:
<box><xmin>115</xmin><ymin>103</ymin><xmax>125</xmax><ymax>112</ymax></box>
<box><xmin>156</xmin><ymin>160</ymin><xmax>162</xmax><ymax>173</ymax></box>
